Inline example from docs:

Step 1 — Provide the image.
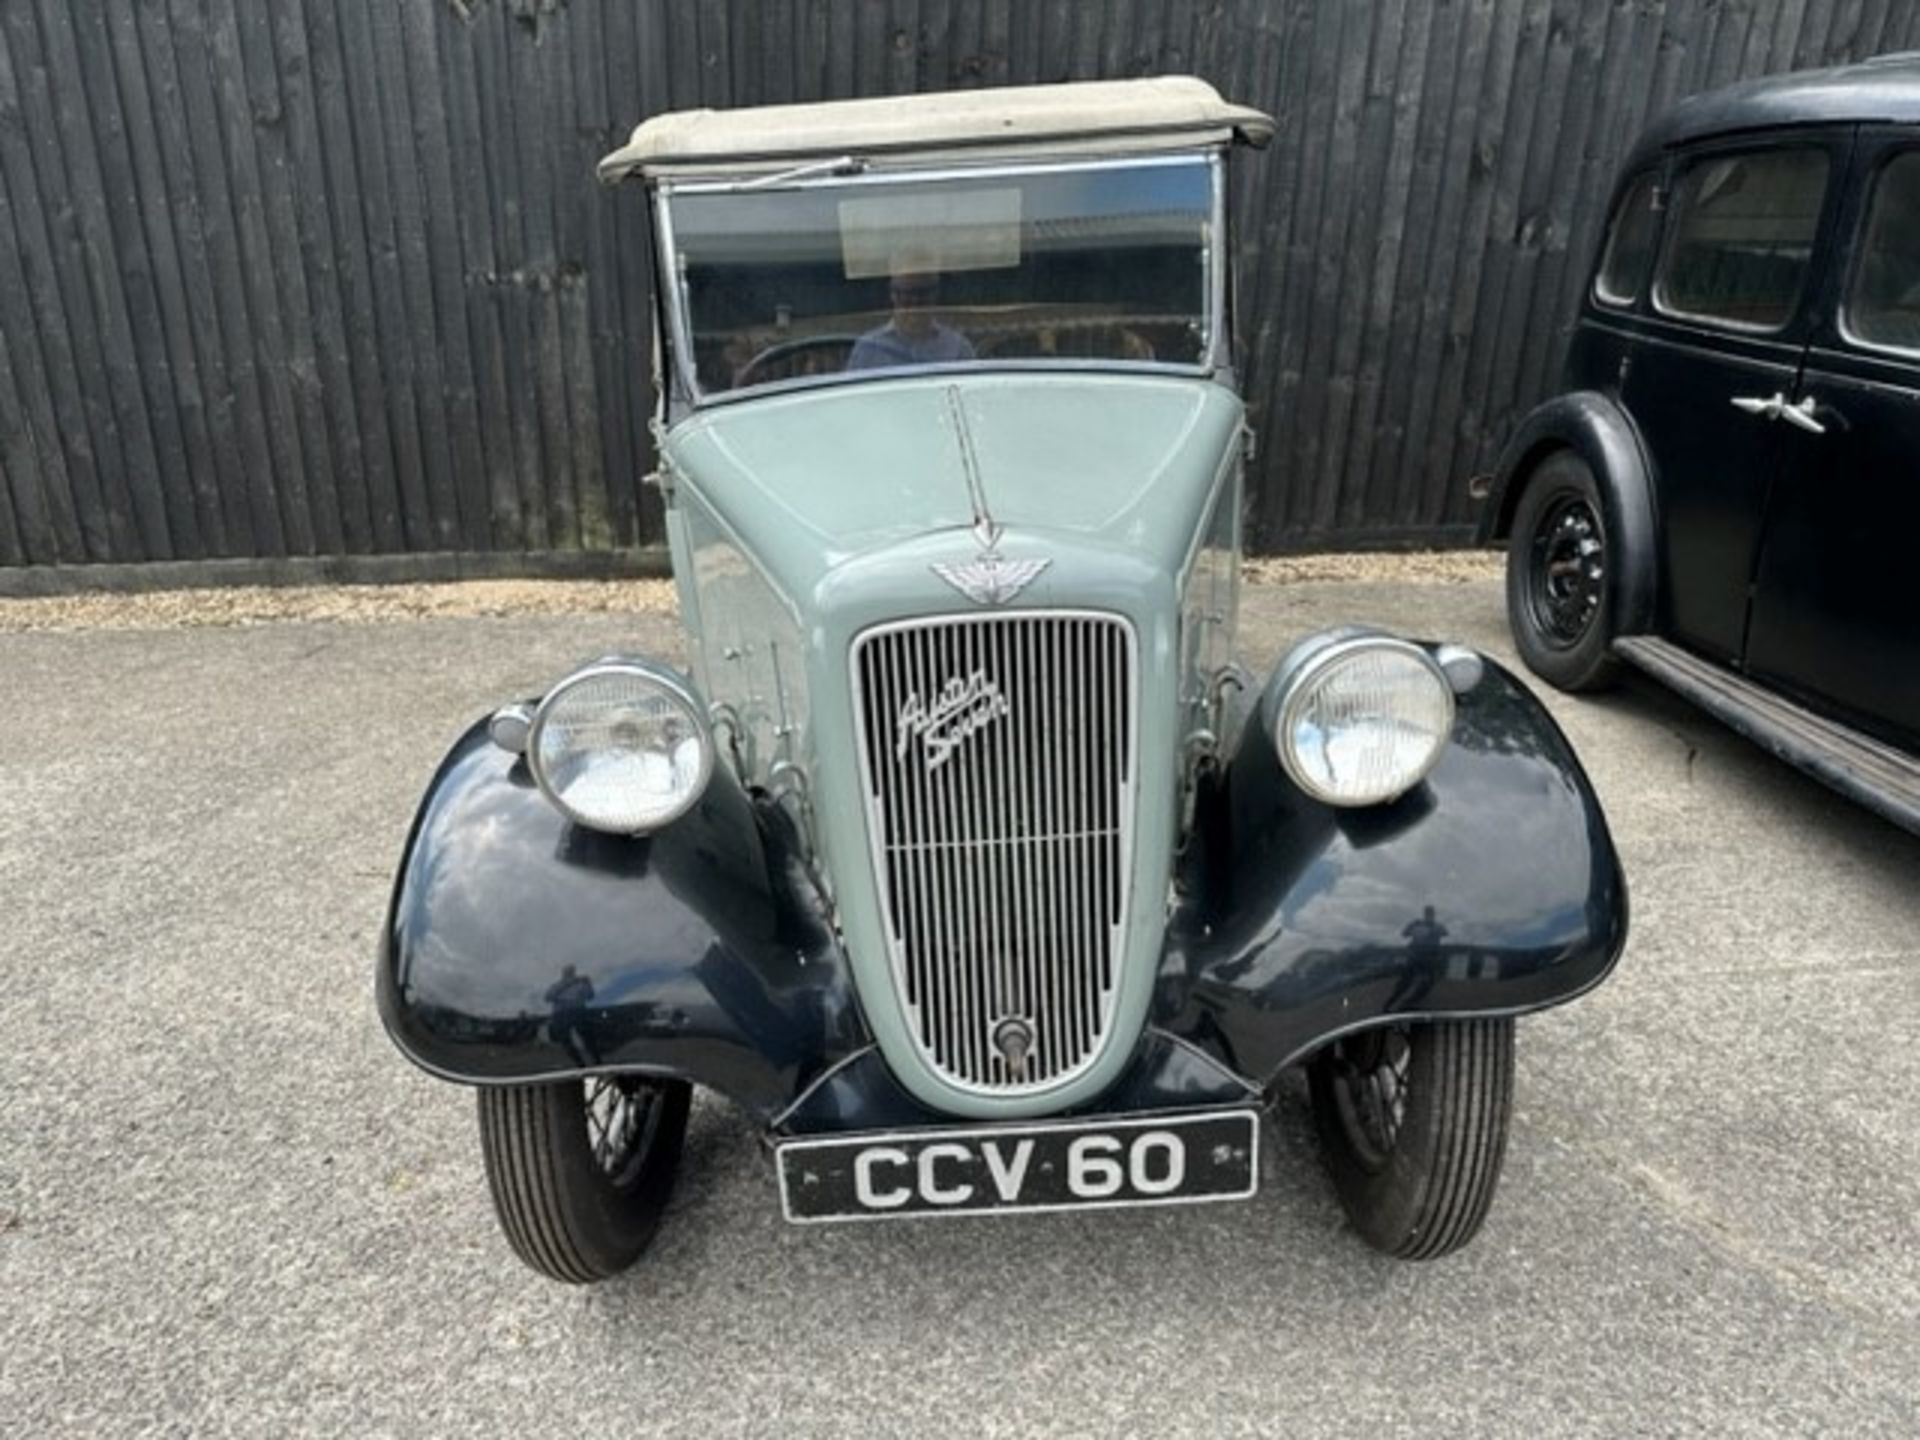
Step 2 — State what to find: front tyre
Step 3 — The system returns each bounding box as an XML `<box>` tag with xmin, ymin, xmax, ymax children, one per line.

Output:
<box><xmin>1506</xmin><ymin>451</ymin><xmax>1619</xmax><ymax>692</ymax></box>
<box><xmin>1307</xmin><ymin>1019</ymin><xmax>1514</xmax><ymax>1260</ymax></box>
<box><xmin>477</xmin><ymin>1076</ymin><xmax>691</xmax><ymax>1284</ymax></box>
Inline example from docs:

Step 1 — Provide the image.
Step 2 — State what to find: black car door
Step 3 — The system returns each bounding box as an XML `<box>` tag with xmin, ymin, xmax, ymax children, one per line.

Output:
<box><xmin>1620</xmin><ymin>132</ymin><xmax>1848</xmax><ymax>665</ymax></box>
<box><xmin>1742</xmin><ymin>130</ymin><xmax>1920</xmax><ymax>753</ymax></box>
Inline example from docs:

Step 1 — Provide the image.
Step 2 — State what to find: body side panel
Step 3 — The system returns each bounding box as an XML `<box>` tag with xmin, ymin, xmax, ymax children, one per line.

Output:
<box><xmin>1743</xmin><ymin>125</ymin><xmax>1920</xmax><ymax>752</ymax></box>
<box><xmin>673</xmin><ymin>484</ymin><xmax>812</xmax><ymax>788</ymax></box>
<box><xmin>1178</xmin><ymin>447</ymin><xmax>1244</xmax><ymax>759</ymax></box>
<box><xmin>1748</xmin><ymin>343</ymin><xmax>1920</xmax><ymax>752</ymax></box>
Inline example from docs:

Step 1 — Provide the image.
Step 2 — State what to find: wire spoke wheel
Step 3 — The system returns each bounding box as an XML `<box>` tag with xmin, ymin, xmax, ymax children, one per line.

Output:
<box><xmin>583</xmin><ymin>1076</ymin><xmax>664</xmax><ymax>1187</ymax></box>
<box><xmin>477</xmin><ymin>1075</ymin><xmax>691</xmax><ymax>1284</ymax></box>
<box><xmin>1307</xmin><ymin>1018</ymin><xmax>1515</xmax><ymax>1260</ymax></box>
<box><xmin>1323</xmin><ymin>1028</ymin><xmax>1413</xmax><ymax>1173</ymax></box>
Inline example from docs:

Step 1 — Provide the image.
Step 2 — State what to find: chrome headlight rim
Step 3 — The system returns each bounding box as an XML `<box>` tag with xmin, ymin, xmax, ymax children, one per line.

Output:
<box><xmin>526</xmin><ymin>658</ymin><xmax>716</xmax><ymax>835</ymax></box>
<box><xmin>1269</xmin><ymin>631</ymin><xmax>1455</xmax><ymax>808</ymax></box>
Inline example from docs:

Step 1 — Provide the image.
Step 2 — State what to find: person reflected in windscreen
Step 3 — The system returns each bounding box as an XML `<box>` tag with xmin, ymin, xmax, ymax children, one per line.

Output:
<box><xmin>847</xmin><ymin>252</ymin><xmax>977</xmax><ymax>371</ymax></box>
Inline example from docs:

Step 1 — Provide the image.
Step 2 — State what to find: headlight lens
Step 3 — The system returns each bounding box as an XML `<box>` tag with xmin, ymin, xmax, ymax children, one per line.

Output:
<box><xmin>1272</xmin><ymin>636</ymin><xmax>1454</xmax><ymax>806</ymax></box>
<box><xmin>528</xmin><ymin>661</ymin><xmax>714</xmax><ymax>834</ymax></box>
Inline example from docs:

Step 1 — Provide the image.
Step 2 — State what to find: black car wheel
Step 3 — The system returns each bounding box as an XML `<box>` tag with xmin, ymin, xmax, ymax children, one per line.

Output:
<box><xmin>1307</xmin><ymin>1018</ymin><xmax>1514</xmax><ymax>1260</ymax></box>
<box><xmin>1506</xmin><ymin>451</ymin><xmax>1619</xmax><ymax>691</ymax></box>
<box><xmin>477</xmin><ymin>1075</ymin><xmax>691</xmax><ymax>1284</ymax></box>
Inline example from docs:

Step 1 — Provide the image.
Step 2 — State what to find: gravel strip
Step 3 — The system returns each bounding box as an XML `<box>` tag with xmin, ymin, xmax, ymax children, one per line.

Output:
<box><xmin>0</xmin><ymin>552</ymin><xmax>1502</xmax><ymax>632</ymax></box>
<box><xmin>0</xmin><ymin>577</ymin><xmax>680</xmax><ymax>632</ymax></box>
<box><xmin>1243</xmin><ymin>550</ymin><xmax>1503</xmax><ymax>585</ymax></box>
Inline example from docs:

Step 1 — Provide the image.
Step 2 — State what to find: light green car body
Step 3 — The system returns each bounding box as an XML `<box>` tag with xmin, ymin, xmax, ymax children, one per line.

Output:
<box><xmin>659</xmin><ymin>370</ymin><xmax>1246</xmax><ymax>1119</ymax></box>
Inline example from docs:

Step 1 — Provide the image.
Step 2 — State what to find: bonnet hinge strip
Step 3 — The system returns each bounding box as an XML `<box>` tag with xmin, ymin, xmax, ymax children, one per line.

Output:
<box><xmin>944</xmin><ymin>384</ymin><xmax>1000</xmax><ymax>552</ymax></box>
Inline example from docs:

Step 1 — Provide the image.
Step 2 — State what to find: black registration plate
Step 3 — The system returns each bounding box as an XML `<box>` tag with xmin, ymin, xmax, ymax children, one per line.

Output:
<box><xmin>777</xmin><ymin>1110</ymin><xmax>1260</xmax><ymax>1224</ymax></box>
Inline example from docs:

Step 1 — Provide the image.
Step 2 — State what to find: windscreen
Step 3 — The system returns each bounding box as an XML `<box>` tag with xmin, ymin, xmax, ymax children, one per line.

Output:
<box><xmin>664</xmin><ymin>156</ymin><xmax>1218</xmax><ymax>397</ymax></box>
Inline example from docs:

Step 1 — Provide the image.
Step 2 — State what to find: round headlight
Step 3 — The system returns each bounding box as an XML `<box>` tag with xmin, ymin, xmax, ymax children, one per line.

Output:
<box><xmin>528</xmin><ymin>661</ymin><xmax>714</xmax><ymax>834</ymax></box>
<box><xmin>1271</xmin><ymin>636</ymin><xmax>1454</xmax><ymax>806</ymax></box>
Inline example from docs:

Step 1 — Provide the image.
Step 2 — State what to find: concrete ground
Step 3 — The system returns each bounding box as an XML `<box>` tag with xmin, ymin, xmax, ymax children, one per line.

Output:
<box><xmin>1</xmin><ymin>569</ymin><xmax>1914</xmax><ymax>1438</ymax></box>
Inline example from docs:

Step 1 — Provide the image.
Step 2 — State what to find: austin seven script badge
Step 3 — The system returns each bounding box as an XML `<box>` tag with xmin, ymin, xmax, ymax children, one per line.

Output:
<box><xmin>896</xmin><ymin>670</ymin><xmax>1010</xmax><ymax>771</ymax></box>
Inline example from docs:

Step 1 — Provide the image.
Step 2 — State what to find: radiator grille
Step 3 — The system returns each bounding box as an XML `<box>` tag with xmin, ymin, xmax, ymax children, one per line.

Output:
<box><xmin>853</xmin><ymin>612</ymin><xmax>1137</xmax><ymax>1093</ymax></box>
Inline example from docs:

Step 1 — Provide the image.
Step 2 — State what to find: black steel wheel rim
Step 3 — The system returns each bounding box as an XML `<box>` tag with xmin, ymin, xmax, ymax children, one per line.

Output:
<box><xmin>584</xmin><ymin>1077</ymin><xmax>663</xmax><ymax>1189</ymax></box>
<box><xmin>1527</xmin><ymin>493</ymin><xmax>1606</xmax><ymax>646</ymax></box>
<box><xmin>1327</xmin><ymin>1028</ymin><xmax>1412</xmax><ymax>1173</ymax></box>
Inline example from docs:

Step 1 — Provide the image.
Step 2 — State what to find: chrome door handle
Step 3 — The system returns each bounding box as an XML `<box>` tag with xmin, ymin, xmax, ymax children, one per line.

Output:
<box><xmin>1779</xmin><ymin>395</ymin><xmax>1827</xmax><ymax>434</ymax></box>
<box><xmin>1730</xmin><ymin>392</ymin><xmax>1786</xmax><ymax>419</ymax></box>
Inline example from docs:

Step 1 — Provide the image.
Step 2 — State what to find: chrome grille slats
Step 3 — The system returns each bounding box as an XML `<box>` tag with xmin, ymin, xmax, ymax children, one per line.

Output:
<box><xmin>853</xmin><ymin>611</ymin><xmax>1137</xmax><ymax>1094</ymax></box>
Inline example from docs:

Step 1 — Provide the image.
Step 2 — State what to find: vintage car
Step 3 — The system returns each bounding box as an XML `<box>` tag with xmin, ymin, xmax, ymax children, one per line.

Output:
<box><xmin>1484</xmin><ymin>56</ymin><xmax>1920</xmax><ymax>834</ymax></box>
<box><xmin>377</xmin><ymin>77</ymin><xmax>1628</xmax><ymax>1282</ymax></box>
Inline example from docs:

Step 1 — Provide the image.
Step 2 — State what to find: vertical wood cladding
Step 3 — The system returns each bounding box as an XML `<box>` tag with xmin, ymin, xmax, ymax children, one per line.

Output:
<box><xmin>2</xmin><ymin>1</ymin><xmax>1915</xmax><ymax>567</ymax></box>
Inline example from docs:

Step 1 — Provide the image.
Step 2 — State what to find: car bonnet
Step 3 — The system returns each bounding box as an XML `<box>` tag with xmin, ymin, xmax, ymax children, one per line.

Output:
<box><xmin>660</xmin><ymin>371</ymin><xmax>1244</xmax><ymax>608</ymax></box>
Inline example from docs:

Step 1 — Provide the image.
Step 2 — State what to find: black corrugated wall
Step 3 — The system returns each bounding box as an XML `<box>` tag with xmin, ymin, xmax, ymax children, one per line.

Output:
<box><xmin>2</xmin><ymin>1</ymin><xmax>1917</xmax><ymax>578</ymax></box>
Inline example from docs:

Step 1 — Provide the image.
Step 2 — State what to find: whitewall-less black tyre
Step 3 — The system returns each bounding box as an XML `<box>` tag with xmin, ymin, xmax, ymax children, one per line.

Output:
<box><xmin>477</xmin><ymin>1076</ymin><xmax>691</xmax><ymax>1284</ymax></box>
<box><xmin>1506</xmin><ymin>451</ymin><xmax>1620</xmax><ymax>692</ymax></box>
<box><xmin>1307</xmin><ymin>1019</ymin><xmax>1515</xmax><ymax>1260</ymax></box>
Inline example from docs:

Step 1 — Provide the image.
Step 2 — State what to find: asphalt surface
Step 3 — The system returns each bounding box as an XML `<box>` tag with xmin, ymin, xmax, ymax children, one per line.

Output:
<box><xmin>1</xmin><ymin>575</ymin><xmax>1915</xmax><ymax>1437</ymax></box>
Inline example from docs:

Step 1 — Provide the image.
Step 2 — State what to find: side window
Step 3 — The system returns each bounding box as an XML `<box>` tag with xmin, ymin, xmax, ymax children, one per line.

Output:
<box><xmin>1845</xmin><ymin>149</ymin><xmax>1920</xmax><ymax>356</ymax></box>
<box><xmin>1653</xmin><ymin>147</ymin><xmax>1829</xmax><ymax>331</ymax></box>
<box><xmin>1594</xmin><ymin>173</ymin><xmax>1660</xmax><ymax>307</ymax></box>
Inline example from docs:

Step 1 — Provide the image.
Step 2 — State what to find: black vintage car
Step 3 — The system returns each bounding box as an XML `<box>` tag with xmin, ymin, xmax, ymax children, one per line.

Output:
<box><xmin>1485</xmin><ymin>55</ymin><xmax>1920</xmax><ymax>833</ymax></box>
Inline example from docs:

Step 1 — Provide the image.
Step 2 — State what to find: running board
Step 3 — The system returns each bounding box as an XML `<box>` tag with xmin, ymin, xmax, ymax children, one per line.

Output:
<box><xmin>1612</xmin><ymin>636</ymin><xmax>1920</xmax><ymax>836</ymax></box>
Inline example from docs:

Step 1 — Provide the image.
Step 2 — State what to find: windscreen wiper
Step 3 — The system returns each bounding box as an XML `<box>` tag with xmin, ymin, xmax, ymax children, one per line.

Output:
<box><xmin>737</xmin><ymin>156</ymin><xmax>869</xmax><ymax>190</ymax></box>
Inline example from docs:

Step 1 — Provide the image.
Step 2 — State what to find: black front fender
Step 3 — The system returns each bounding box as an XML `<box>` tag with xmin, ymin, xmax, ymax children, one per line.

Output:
<box><xmin>1158</xmin><ymin>655</ymin><xmax>1628</xmax><ymax>1088</ymax></box>
<box><xmin>375</xmin><ymin>720</ymin><xmax>867</xmax><ymax>1122</ymax></box>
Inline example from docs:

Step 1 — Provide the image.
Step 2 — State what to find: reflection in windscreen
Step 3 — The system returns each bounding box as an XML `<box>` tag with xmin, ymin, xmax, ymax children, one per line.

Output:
<box><xmin>667</xmin><ymin>158</ymin><xmax>1215</xmax><ymax>396</ymax></box>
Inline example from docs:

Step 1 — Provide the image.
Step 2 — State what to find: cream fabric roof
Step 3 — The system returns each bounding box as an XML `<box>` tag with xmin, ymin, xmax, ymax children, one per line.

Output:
<box><xmin>598</xmin><ymin>76</ymin><xmax>1274</xmax><ymax>182</ymax></box>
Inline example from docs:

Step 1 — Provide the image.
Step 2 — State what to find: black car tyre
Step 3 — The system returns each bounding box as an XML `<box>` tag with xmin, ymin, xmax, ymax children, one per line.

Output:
<box><xmin>477</xmin><ymin>1075</ymin><xmax>691</xmax><ymax>1284</ymax></box>
<box><xmin>1307</xmin><ymin>1019</ymin><xmax>1514</xmax><ymax>1260</ymax></box>
<box><xmin>1506</xmin><ymin>451</ymin><xmax>1619</xmax><ymax>691</ymax></box>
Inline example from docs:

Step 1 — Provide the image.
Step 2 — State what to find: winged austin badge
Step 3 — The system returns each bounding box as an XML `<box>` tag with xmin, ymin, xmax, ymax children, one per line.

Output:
<box><xmin>931</xmin><ymin>551</ymin><xmax>1051</xmax><ymax>606</ymax></box>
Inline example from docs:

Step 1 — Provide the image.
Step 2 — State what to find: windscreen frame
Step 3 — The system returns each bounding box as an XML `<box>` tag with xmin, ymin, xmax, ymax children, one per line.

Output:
<box><xmin>650</xmin><ymin>150</ymin><xmax>1230</xmax><ymax>408</ymax></box>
